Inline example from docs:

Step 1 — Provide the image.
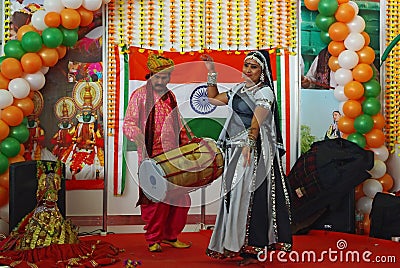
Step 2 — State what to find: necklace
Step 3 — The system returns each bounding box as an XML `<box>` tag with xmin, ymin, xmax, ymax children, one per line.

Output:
<box><xmin>241</xmin><ymin>81</ymin><xmax>261</xmax><ymax>93</ymax></box>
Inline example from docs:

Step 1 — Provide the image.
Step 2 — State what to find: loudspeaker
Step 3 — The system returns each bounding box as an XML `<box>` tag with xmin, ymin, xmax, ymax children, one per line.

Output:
<box><xmin>311</xmin><ymin>190</ymin><xmax>355</xmax><ymax>233</ymax></box>
<box><xmin>9</xmin><ymin>160</ymin><xmax>66</xmax><ymax>232</ymax></box>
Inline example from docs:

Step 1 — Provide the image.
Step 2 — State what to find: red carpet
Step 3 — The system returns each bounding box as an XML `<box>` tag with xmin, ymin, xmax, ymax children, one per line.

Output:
<box><xmin>80</xmin><ymin>230</ymin><xmax>400</xmax><ymax>267</ymax></box>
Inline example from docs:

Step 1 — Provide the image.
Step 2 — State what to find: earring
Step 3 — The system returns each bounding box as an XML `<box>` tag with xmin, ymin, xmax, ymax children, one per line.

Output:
<box><xmin>260</xmin><ymin>73</ymin><xmax>265</xmax><ymax>82</ymax></box>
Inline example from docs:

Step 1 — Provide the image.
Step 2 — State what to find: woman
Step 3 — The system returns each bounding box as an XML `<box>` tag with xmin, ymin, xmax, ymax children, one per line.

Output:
<box><xmin>201</xmin><ymin>51</ymin><xmax>292</xmax><ymax>266</ymax></box>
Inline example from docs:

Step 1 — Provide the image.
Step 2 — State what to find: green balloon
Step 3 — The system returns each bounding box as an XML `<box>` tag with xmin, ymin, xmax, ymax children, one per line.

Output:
<box><xmin>60</xmin><ymin>27</ymin><xmax>78</xmax><ymax>47</ymax></box>
<box><xmin>21</xmin><ymin>31</ymin><xmax>43</xmax><ymax>52</ymax></box>
<box><xmin>320</xmin><ymin>31</ymin><xmax>332</xmax><ymax>44</ymax></box>
<box><xmin>347</xmin><ymin>132</ymin><xmax>366</xmax><ymax>148</ymax></box>
<box><xmin>318</xmin><ymin>0</ymin><xmax>339</xmax><ymax>17</ymax></box>
<box><xmin>4</xmin><ymin>40</ymin><xmax>26</xmax><ymax>60</ymax></box>
<box><xmin>0</xmin><ymin>137</ymin><xmax>21</xmax><ymax>158</ymax></box>
<box><xmin>354</xmin><ymin>114</ymin><xmax>374</xmax><ymax>134</ymax></box>
<box><xmin>362</xmin><ymin>97</ymin><xmax>381</xmax><ymax>116</ymax></box>
<box><xmin>0</xmin><ymin>153</ymin><xmax>8</xmax><ymax>174</ymax></box>
<box><xmin>315</xmin><ymin>14</ymin><xmax>336</xmax><ymax>32</ymax></box>
<box><xmin>363</xmin><ymin>79</ymin><xmax>381</xmax><ymax>98</ymax></box>
<box><xmin>42</xmin><ymin>27</ymin><xmax>64</xmax><ymax>48</ymax></box>
<box><xmin>9</xmin><ymin>124</ymin><xmax>29</xmax><ymax>143</ymax></box>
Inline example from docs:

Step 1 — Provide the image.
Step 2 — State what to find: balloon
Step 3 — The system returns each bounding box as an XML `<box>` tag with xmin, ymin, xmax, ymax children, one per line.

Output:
<box><xmin>357</xmin><ymin>46</ymin><xmax>375</xmax><ymax>65</ymax></box>
<box><xmin>363</xmin><ymin>214</ymin><xmax>370</xmax><ymax>235</ymax></box>
<box><xmin>44</xmin><ymin>0</ymin><xmax>65</xmax><ymax>13</ymax></box>
<box><xmin>77</xmin><ymin>6</ymin><xmax>94</xmax><ymax>27</ymax></box>
<box><xmin>356</xmin><ymin>196</ymin><xmax>373</xmax><ymax>214</ymax></box>
<box><xmin>9</xmin><ymin>124</ymin><xmax>29</xmax><ymax>144</ymax></box>
<box><xmin>347</xmin><ymin>132</ymin><xmax>366</xmax><ymax>148</ymax></box>
<box><xmin>328</xmin><ymin>41</ymin><xmax>346</xmax><ymax>57</ymax></box>
<box><xmin>355</xmin><ymin>184</ymin><xmax>364</xmax><ymax>201</ymax></box>
<box><xmin>62</xmin><ymin>0</ymin><xmax>84</xmax><ymax>9</ymax></box>
<box><xmin>316</xmin><ymin>14</ymin><xmax>336</xmax><ymax>32</ymax></box>
<box><xmin>377</xmin><ymin>173</ymin><xmax>394</xmax><ymax>192</ymax></box>
<box><xmin>304</xmin><ymin>0</ymin><xmax>319</xmax><ymax>10</ymax></box>
<box><xmin>361</xmin><ymin>32</ymin><xmax>370</xmax><ymax>46</ymax></box>
<box><xmin>8</xmin><ymin>154</ymin><xmax>24</xmax><ymax>164</ymax></box>
<box><xmin>0</xmin><ymin>120</ymin><xmax>10</xmax><ymax>141</ymax></box>
<box><xmin>344</xmin><ymin>80</ymin><xmax>364</xmax><ymax>100</ymax></box>
<box><xmin>0</xmin><ymin>186</ymin><xmax>8</xmax><ymax>208</ymax></box>
<box><xmin>335</xmin><ymin>3</ymin><xmax>356</xmax><ymax>23</ymax></box>
<box><xmin>347</xmin><ymin>1</ymin><xmax>359</xmax><ymax>15</ymax></box>
<box><xmin>0</xmin><ymin>90</ymin><xmax>14</xmax><ymax>109</ymax></box>
<box><xmin>1</xmin><ymin>58</ymin><xmax>23</xmax><ymax>80</ymax></box>
<box><xmin>363</xmin><ymin>178</ymin><xmax>383</xmax><ymax>198</ymax></box>
<box><xmin>60</xmin><ymin>27</ymin><xmax>79</xmax><ymax>47</ymax></box>
<box><xmin>40</xmin><ymin>66</ymin><xmax>50</xmax><ymax>75</ymax></box>
<box><xmin>38</xmin><ymin>47</ymin><xmax>59</xmax><ymax>67</ymax></box>
<box><xmin>334</xmin><ymin>68</ymin><xmax>353</xmax><ymax>86</ymax></box>
<box><xmin>352</xmin><ymin>63</ymin><xmax>373</xmax><ymax>82</ymax></box>
<box><xmin>12</xmin><ymin>97</ymin><xmax>34</xmax><ymax>117</ymax></box>
<box><xmin>365</xmin><ymin>129</ymin><xmax>385</xmax><ymax>148</ymax></box>
<box><xmin>328</xmin><ymin>22</ymin><xmax>350</xmax><ymax>41</ymax></box>
<box><xmin>342</xmin><ymin>100</ymin><xmax>362</xmax><ymax>118</ymax></box>
<box><xmin>371</xmin><ymin>113</ymin><xmax>385</xmax><ymax>129</ymax></box>
<box><xmin>381</xmin><ymin>33</ymin><xmax>400</xmax><ymax>64</ymax></box>
<box><xmin>8</xmin><ymin>78</ymin><xmax>30</xmax><ymax>99</ymax></box>
<box><xmin>23</xmin><ymin>72</ymin><xmax>46</xmax><ymax>91</ymax></box>
<box><xmin>328</xmin><ymin>56</ymin><xmax>340</xmax><ymax>71</ymax></box>
<box><xmin>60</xmin><ymin>9</ymin><xmax>82</xmax><ymax>30</ymax></box>
<box><xmin>0</xmin><ymin>137</ymin><xmax>20</xmax><ymax>158</ymax></box>
<box><xmin>318</xmin><ymin>0</ymin><xmax>338</xmax><ymax>16</ymax></box>
<box><xmin>17</xmin><ymin>25</ymin><xmax>37</xmax><ymax>41</ymax></box>
<box><xmin>338</xmin><ymin>50</ymin><xmax>359</xmax><ymax>69</ymax></box>
<box><xmin>354</xmin><ymin>114</ymin><xmax>373</xmax><ymax>134</ymax></box>
<box><xmin>367</xmin><ymin>160</ymin><xmax>387</xmax><ymax>179</ymax></box>
<box><xmin>4</xmin><ymin>40</ymin><xmax>26</xmax><ymax>60</ymax></box>
<box><xmin>346</xmin><ymin>15</ymin><xmax>366</xmax><ymax>33</ymax></box>
<box><xmin>20</xmin><ymin>31</ymin><xmax>43</xmax><ymax>53</ymax></box>
<box><xmin>333</xmin><ymin>85</ymin><xmax>348</xmax><ymax>101</ymax></box>
<box><xmin>41</xmin><ymin>27</ymin><xmax>64</xmax><ymax>48</ymax></box>
<box><xmin>338</xmin><ymin>115</ymin><xmax>355</xmax><ymax>133</ymax></box>
<box><xmin>31</xmin><ymin>10</ymin><xmax>48</xmax><ymax>31</ymax></box>
<box><xmin>20</xmin><ymin>52</ymin><xmax>43</xmax><ymax>74</ymax></box>
<box><xmin>44</xmin><ymin>12</ymin><xmax>61</xmax><ymax>28</ymax></box>
<box><xmin>344</xmin><ymin>32</ymin><xmax>365</xmax><ymax>51</ymax></box>
<box><xmin>363</xmin><ymin>79</ymin><xmax>381</xmax><ymax>98</ymax></box>
<box><xmin>82</xmin><ymin>0</ymin><xmax>102</xmax><ymax>11</ymax></box>
<box><xmin>56</xmin><ymin>45</ymin><xmax>67</xmax><ymax>59</ymax></box>
<box><xmin>362</xmin><ymin>97</ymin><xmax>381</xmax><ymax>116</ymax></box>
<box><xmin>1</xmin><ymin>106</ymin><xmax>24</xmax><ymax>127</ymax></box>
<box><xmin>370</xmin><ymin>145</ymin><xmax>389</xmax><ymax>162</ymax></box>
<box><xmin>0</xmin><ymin>73</ymin><xmax>10</xmax><ymax>90</ymax></box>
<box><xmin>320</xmin><ymin>31</ymin><xmax>332</xmax><ymax>44</ymax></box>
<box><xmin>103</xmin><ymin>0</ymin><xmax>111</xmax><ymax>3</ymax></box>
<box><xmin>0</xmin><ymin>170</ymin><xmax>9</xmax><ymax>189</ymax></box>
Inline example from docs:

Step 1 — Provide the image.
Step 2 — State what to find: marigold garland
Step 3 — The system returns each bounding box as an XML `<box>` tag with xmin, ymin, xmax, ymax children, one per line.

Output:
<box><xmin>205</xmin><ymin>0</ymin><xmax>213</xmax><ymax>48</ymax></box>
<box><xmin>226</xmin><ymin>1</ymin><xmax>233</xmax><ymax>48</ymax></box>
<box><xmin>147</xmin><ymin>0</ymin><xmax>155</xmax><ymax>47</ymax></box>
<box><xmin>243</xmin><ymin>0</ymin><xmax>251</xmax><ymax>47</ymax></box>
<box><xmin>235</xmin><ymin>0</ymin><xmax>241</xmax><ymax>49</ymax></box>
<box><xmin>170</xmin><ymin>0</ymin><xmax>176</xmax><ymax>50</ymax></box>
<box><xmin>188</xmin><ymin>0</ymin><xmax>196</xmax><ymax>49</ymax></box>
<box><xmin>198</xmin><ymin>0</ymin><xmax>205</xmax><ymax>50</ymax></box>
<box><xmin>180</xmin><ymin>0</ymin><xmax>186</xmax><ymax>52</ymax></box>
<box><xmin>3</xmin><ymin>0</ymin><xmax>11</xmax><ymax>42</ymax></box>
<box><xmin>139</xmin><ymin>0</ymin><xmax>145</xmax><ymax>47</ymax></box>
<box><xmin>118</xmin><ymin>0</ymin><xmax>125</xmax><ymax>48</ymax></box>
<box><xmin>158</xmin><ymin>0</ymin><xmax>164</xmax><ymax>50</ymax></box>
<box><xmin>107</xmin><ymin>0</ymin><xmax>117</xmax><ymax>134</ymax></box>
<box><xmin>126</xmin><ymin>0</ymin><xmax>134</xmax><ymax>46</ymax></box>
<box><xmin>266</xmin><ymin>0</ymin><xmax>274</xmax><ymax>49</ymax></box>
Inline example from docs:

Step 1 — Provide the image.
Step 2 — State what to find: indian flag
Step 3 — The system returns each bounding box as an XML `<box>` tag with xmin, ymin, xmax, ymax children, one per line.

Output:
<box><xmin>112</xmin><ymin>47</ymin><xmax>297</xmax><ymax>195</ymax></box>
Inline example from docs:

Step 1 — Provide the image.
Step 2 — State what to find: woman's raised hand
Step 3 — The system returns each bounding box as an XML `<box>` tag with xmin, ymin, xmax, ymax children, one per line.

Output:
<box><xmin>200</xmin><ymin>54</ymin><xmax>216</xmax><ymax>73</ymax></box>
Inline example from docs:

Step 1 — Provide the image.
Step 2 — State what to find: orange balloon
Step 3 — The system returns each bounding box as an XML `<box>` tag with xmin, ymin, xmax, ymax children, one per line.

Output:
<box><xmin>0</xmin><ymin>170</ymin><xmax>9</xmax><ymax>189</ymax></box>
<box><xmin>338</xmin><ymin>116</ymin><xmax>355</xmax><ymax>134</ymax></box>
<box><xmin>38</xmin><ymin>47</ymin><xmax>59</xmax><ymax>67</ymax></box>
<box><xmin>328</xmin><ymin>56</ymin><xmax>340</xmax><ymax>72</ymax></box>
<box><xmin>343</xmin><ymin>100</ymin><xmax>362</xmax><ymax>118</ymax></box>
<box><xmin>352</xmin><ymin>63</ymin><xmax>373</xmax><ymax>83</ymax></box>
<box><xmin>77</xmin><ymin>7</ymin><xmax>94</xmax><ymax>27</ymax></box>
<box><xmin>377</xmin><ymin>173</ymin><xmax>394</xmax><ymax>192</ymax></box>
<box><xmin>0</xmin><ymin>120</ymin><xmax>10</xmax><ymax>141</ymax></box>
<box><xmin>344</xmin><ymin>81</ymin><xmax>365</xmax><ymax>100</ymax></box>
<box><xmin>357</xmin><ymin>46</ymin><xmax>375</xmax><ymax>65</ymax></box>
<box><xmin>0</xmin><ymin>72</ymin><xmax>10</xmax><ymax>89</ymax></box>
<box><xmin>361</xmin><ymin>32</ymin><xmax>370</xmax><ymax>46</ymax></box>
<box><xmin>56</xmin><ymin>45</ymin><xmax>67</xmax><ymax>59</ymax></box>
<box><xmin>338</xmin><ymin>0</ymin><xmax>349</xmax><ymax>3</ymax></box>
<box><xmin>372</xmin><ymin>113</ymin><xmax>385</xmax><ymax>129</ymax></box>
<box><xmin>20</xmin><ymin>52</ymin><xmax>43</xmax><ymax>74</ymax></box>
<box><xmin>44</xmin><ymin>11</ymin><xmax>61</xmax><ymax>28</ymax></box>
<box><xmin>1</xmin><ymin>106</ymin><xmax>24</xmax><ymax>127</ymax></box>
<box><xmin>17</xmin><ymin>24</ymin><xmax>37</xmax><ymax>41</ymax></box>
<box><xmin>328</xmin><ymin>22</ymin><xmax>350</xmax><ymax>41</ymax></box>
<box><xmin>341</xmin><ymin>133</ymin><xmax>349</xmax><ymax>139</ymax></box>
<box><xmin>1</xmin><ymin>58</ymin><xmax>23</xmax><ymax>80</ymax></box>
<box><xmin>8</xmin><ymin>154</ymin><xmax>25</xmax><ymax>164</ymax></box>
<box><xmin>13</xmin><ymin>97</ymin><xmax>34</xmax><ymax>116</ymax></box>
<box><xmin>304</xmin><ymin>0</ymin><xmax>319</xmax><ymax>10</ymax></box>
<box><xmin>363</xmin><ymin>214</ymin><xmax>370</xmax><ymax>235</ymax></box>
<box><xmin>365</xmin><ymin>129</ymin><xmax>385</xmax><ymax>148</ymax></box>
<box><xmin>335</xmin><ymin>3</ymin><xmax>356</xmax><ymax>23</ymax></box>
<box><xmin>19</xmin><ymin>143</ymin><xmax>25</xmax><ymax>155</ymax></box>
<box><xmin>61</xmin><ymin>8</ymin><xmax>81</xmax><ymax>29</ymax></box>
<box><xmin>328</xmin><ymin>41</ymin><xmax>346</xmax><ymax>57</ymax></box>
<box><xmin>0</xmin><ymin>185</ymin><xmax>8</xmax><ymax>207</ymax></box>
<box><xmin>355</xmin><ymin>183</ymin><xmax>365</xmax><ymax>201</ymax></box>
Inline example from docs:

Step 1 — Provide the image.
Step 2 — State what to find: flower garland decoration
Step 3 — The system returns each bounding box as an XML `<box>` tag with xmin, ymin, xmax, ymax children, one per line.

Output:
<box><xmin>226</xmin><ymin>1</ymin><xmax>233</xmax><ymax>48</ymax></box>
<box><xmin>216</xmin><ymin>0</ymin><xmax>223</xmax><ymax>50</ymax></box>
<box><xmin>118</xmin><ymin>0</ymin><xmax>125</xmax><ymax>48</ymax></box>
<box><xmin>275</xmin><ymin>0</ymin><xmax>283</xmax><ymax>51</ymax></box>
<box><xmin>126</xmin><ymin>0</ymin><xmax>134</xmax><ymax>46</ymax></box>
<box><xmin>198</xmin><ymin>0</ymin><xmax>205</xmax><ymax>50</ymax></box>
<box><xmin>188</xmin><ymin>0</ymin><xmax>196</xmax><ymax>49</ymax></box>
<box><xmin>107</xmin><ymin>0</ymin><xmax>117</xmax><ymax>134</ymax></box>
<box><xmin>158</xmin><ymin>0</ymin><xmax>164</xmax><ymax>50</ymax></box>
<box><xmin>170</xmin><ymin>0</ymin><xmax>177</xmax><ymax>50</ymax></box>
<box><xmin>243</xmin><ymin>0</ymin><xmax>251</xmax><ymax>47</ymax></box>
<box><xmin>266</xmin><ymin>0</ymin><xmax>275</xmax><ymax>49</ymax></box>
<box><xmin>235</xmin><ymin>0</ymin><xmax>241</xmax><ymax>50</ymax></box>
<box><xmin>256</xmin><ymin>0</ymin><xmax>267</xmax><ymax>49</ymax></box>
<box><xmin>287</xmin><ymin>0</ymin><xmax>297</xmax><ymax>55</ymax></box>
<box><xmin>3</xmin><ymin>0</ymin><xmax>11</xmax><ymax>42</ymax></box>
<box><xmin>205</xmin><ymin>0</ymin><xmax>213</xmax><ymax>48</ymax></box>
<box><xmin>147</xmin><ymin>0</ymin><xmax>155</xmax><ymax>47</ymax></box>
<box><xmin>139</xmin><ymin>0</ymin><xmax>145</xmax><ymax>47</ymax></box>
<box><xmin>180</xmin><ymin>0</ymin><xmax>186</xmax><ymax>52</ymax></box>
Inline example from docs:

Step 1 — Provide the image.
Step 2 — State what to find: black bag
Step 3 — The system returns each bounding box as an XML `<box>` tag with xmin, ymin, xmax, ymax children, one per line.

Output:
<box><xmin>370</xmin><ymin>192</ymin><xmax>400</xmax><ymax>240</ymax></box>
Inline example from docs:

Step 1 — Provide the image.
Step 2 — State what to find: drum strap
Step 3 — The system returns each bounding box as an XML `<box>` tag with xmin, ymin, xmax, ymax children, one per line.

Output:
<box><xmin>181</xmin><ymin>117</ymin><xmax>196</xmax><ymax>141</ymax></box>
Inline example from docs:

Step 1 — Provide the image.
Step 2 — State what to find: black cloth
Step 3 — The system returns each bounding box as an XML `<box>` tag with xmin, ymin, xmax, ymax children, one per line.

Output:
<box><xmin>370</xmin><ymin>192</ymin><xmax>400</xmax><ymax>240</ymax></box>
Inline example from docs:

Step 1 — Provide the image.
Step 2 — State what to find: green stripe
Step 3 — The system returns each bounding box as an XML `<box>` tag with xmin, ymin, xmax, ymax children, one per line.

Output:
<box><xmin>275</xmin><ymin>50</ymin><xmax>283</xmax><ymax>124</ymax></box>
<box><xmin>121</xmin><ymin>50</ymin><xmax>130</xmax><ymax>194</ymax></box>
<box><xmin>185</xmin><ymin>118</ymin><xmax>226</xmax><ymax>141</ymax></box>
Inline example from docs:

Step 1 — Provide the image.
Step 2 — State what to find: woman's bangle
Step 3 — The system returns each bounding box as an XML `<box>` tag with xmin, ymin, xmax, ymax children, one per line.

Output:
<box><xmin>207</xmin><ymin>72</ymin><xmax>217</xmax><ymax>86</ymax></box>
<box><xmin>248</xmin><ymin>133</ymin><xmax>257</xmax><ymax>141</ymax></box>
<box><xmin>246</xmin><ymin>137</ymin><xmax>257</xmax><ymax>149</ymax></box>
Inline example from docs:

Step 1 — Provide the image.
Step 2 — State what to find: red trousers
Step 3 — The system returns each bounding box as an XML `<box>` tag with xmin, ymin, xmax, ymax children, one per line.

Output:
<box><xmin>140</xmin><ymin>195</ymin><xmax>190</xmax><ymax>245</ymax></box>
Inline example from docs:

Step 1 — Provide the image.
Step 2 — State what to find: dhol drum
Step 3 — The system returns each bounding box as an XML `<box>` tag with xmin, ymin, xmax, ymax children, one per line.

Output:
<box><xmin>138</xmin><ymin>138</ymin><xmax>224</xmax><ymax>202</ymax></box>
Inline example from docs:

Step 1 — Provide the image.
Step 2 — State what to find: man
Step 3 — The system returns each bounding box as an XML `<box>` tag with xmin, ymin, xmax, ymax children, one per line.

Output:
<box><xmin>325</xmin><ymin>110</ymin><xmax>342</xmax><ymax>140</ymax></box>
<box><xmin>123</xmin><ymin>53</ymin><xmax>191</xmax><ymax>252</ymax></box>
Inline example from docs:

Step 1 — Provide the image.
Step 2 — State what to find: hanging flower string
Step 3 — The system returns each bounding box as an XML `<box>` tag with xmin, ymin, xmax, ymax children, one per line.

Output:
<box><xmin>205</xmin><ymin>0</ymin><xmax>213</xmax><ymax>48</ymax></box>
<box><xmin>256</xmin><ymin>0</ymin><xmax>266</xmax><ymax>49</ymax></box>
<box><xmin>198</xmin><ymin>0</ymin><xmax>205</xmax><ymax>50</ymax></box>
<box><xmin>235</xmin><ymin>0</ymin><xmax>241</xmax><ymax>50</ymax></box>
<box><xmin>243</xmin><ymin>0</ymin><xmax>250</xmax><ymax>48</ymax></box>
<box><xmin>3</xmin><ymin>0</ymin><xmax>11</xmax><ymax>42</ymax></box>
<box><xmin>118</xmin><ymin>0</ymin><xmax>125</xmax><ymax>49</ymax></box>
<box><xmin>126</xmin><ymin>0</ymin><xmax>134</xmax><ymax>46</ymax></box>
<box><xmin>275</xmin><ymin>0</ymin><xmax>283</xmax><ymax>52</ymax></box>
<box><xmin>170</xmin><ymin>0</ymin><xmax>176</xmax><ymax>51</ymax></box>
<box><xmin>266</xmin><ymin>0</ymin><xmax>274</xmax><ymax>49</ymax></box>
<box><xmin>180</xmin><ymin>0</ymin><xmax>186</xmax><ymax>52</ymax></box>
<box><xmin>189</xmin><ymin>0</ymin><xmax>196</xmax><ymax>49</ymax></box>
<box><xmin>216</xmin><ymin>0</ymin><xmax>223</xmax><ymax>50</ymax></box>
<box><xmin>107</xmin><ymin>0</ymin><xmax>117</xmax><ymax>134</ymax></box>
<box><xmin>226</xmin><ymin>1</ymin><xmax>233</xmax><ymax>48</ymax></box>
<box><xmin>139</xmin><ymin>0</ymin><xmax>145</xmax><ymax>47</ymax></box>
<box><xmin>287</xmin><ymin>0</ymin><xmax>297</xmax><ymax>55</ymax></box>
<box><xmin>158</xmin><ymin>0</ymin><xmax>164</xmax><ymax>51</ymax></box>
<box><xmin>147</xmin><ymin>0</ymin><xmax>155</xmax><ymax>47</ymax></box>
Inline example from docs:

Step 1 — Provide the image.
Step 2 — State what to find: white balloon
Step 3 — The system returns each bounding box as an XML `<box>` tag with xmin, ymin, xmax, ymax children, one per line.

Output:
<box><xmin>41</xmin><ymin>66</ymin><xmax>50</xmax><ymax>75</ymax></box>
<box><xmin>334</xmin><ymin>68</ymin><xmax>353</xmax><ymax>86</ymax></box>
<box><xmin>0</xmin><ymin>219</ymin><xmax>9</xmax><ymax>236</ymax></box>
<box><xmin>334</xmin><ymin>86</ymin><xmax>348</xmax><ymax>102</ymax></box>
<box><xmin>348</xmin><ymin>1</ymin><xmax>359</xmax><ymax>15</ymax></box>
<box><xmin>23</xmin><ymin>72</ymin><xmax>46</xmax><ymax>91</ymax></box>
<box><xmin>347</xmin><ymin>15</ymin><xmax>366</xmax><ymax>33</ymax></box>
<box><xmin>62</xmin><ymin>0</ymin><xmax>83</xmax><ymax>9</ymax></box>
<box><xmin>82</xmin><ymin>0</ymin><xmax>102</xmax><ymax>11</ymax></box>
<box><xmin>103</xmin><ymin>0</ymin><xmax>111</xmax><ymax>3</ymax></box>
<box><xmin>31</xmin><ymin>10</ymin><xmax>48</xmax><ymax>31</ymax></box>
<box><xmin>356</xmin><ymin>196</ymin><xmax>373</xmax><ymax>214</ymax></box>
<box><xmin>367</xmin><ymin>159</ymin><xmax>387</xmax><ymax>179</ymax></box>
<box><xmin>8</xmin><ymin>78</ymin><xmax>30</xmax><ymax>99</ymax></box>
<box><xmin>0</xmin><ymin>89</ymin><xmax>14</xmax><ymax>109</ymax></box>
<box><xmin>44</xmin><ymin>0</ymin><xmax>65</xmax><ymax>13</ymax></box>
<box><xmin>338</xmin><ymin>50</ymin><xmax>359</xmax><ymax>69</ymax></box>
<box><xmin>344</xmin><ymin>32</ymin><xmax>365</xmax><ymax>51</ymax></box>
<box><xmin>338</xmin><ymin>101</ymin><xmax>346</xmax><ymax>114</ymax></box>
<box><xmin>363</xmin><ymin>179</ymin><xmax>383</xmax><ymax>198</ymax></box>
<box><xmin>370</xmin><ymin>146</ymin><xmax>389</xmax><ymax>162</ymax></box>
<box><xmin>0</xmin><ymin>203</ymin><xmax>9</xmax><ymax>221</ymax></box>
<box><xmin>387</xmin><ymin>145</ymin><xmax>400</xmax><ymax>192</ymax></box>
